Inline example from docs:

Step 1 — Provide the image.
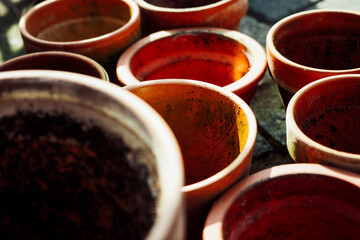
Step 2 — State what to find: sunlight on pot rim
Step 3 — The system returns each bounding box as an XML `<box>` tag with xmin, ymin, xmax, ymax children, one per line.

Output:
<box><xmin>266</xmin><ymin>9</ymin><xmax>360</xmax><ymax>74</ymax></box>
<box><xmin>203</xmin><ymin>163</ymin><xmax>360</xmax><ymax>240</ymax></box>
<box><xmin>125</xmin><ymin>79</ymin><xmax>257</xmax><ymax>193</ymax></box>
<box><xmin>116</xmin><ymin>27</ymin><xmax>267</xmax><ymax>95</ymax></box>
<box><xmin>0</xmin><ymin>70</ymin><xmax>185</xmax><ymax>240</ymax></box>
<box><xmin>19</xmin><ymin>0</ymin><xmax>140</xmax><ymax>46</ymax></box>
<box><xmin>134</xmin><ymin>0</ymin><xmax>244</xmax><ymax>12</ymax></box>
<box><xmin>286</xmin><ymin>74</ymin><xmax>360</xmax><ymax>165</ymax></box>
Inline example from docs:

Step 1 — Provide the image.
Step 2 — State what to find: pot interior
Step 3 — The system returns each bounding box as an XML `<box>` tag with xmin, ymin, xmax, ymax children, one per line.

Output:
<box><xmin>273</xmin><ymin>11</ymin><xmax>360</xmax><ymax>70</ymax></box>
<box><xmin>0</xmin><ymin>80</ymin><xmax>158</xmax><ymax>239</ymax></box>
<box><xmin>293</xmin><ymin>77</ymin><xmax>360</xmax><ymax>154</ymax></box>
<box><xmin>143</xmin><ymin>0</ymin><xmax>221</xmax><ymax>8</ymax></box>
<box><xmin>27</xmin><ymin>0</ymin><xmax>131</xmax><ymax>42</ymax></box>
<box><xmin>129</xmin><ymin>83</ymin><xmax>249</xmax><ymax>185</ymax></box>
<box><xmin>130</xmin><ymin>32</ymin><xmax>250</xmax><ymax>87</ymax></box>
<box><xmin>223</xmin><ymin>174</ymin><xmax>360</xmax><ymax>240</ymax></box>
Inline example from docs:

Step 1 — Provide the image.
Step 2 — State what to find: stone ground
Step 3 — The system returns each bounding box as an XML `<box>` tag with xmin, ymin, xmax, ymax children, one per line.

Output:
<box><xmin>0</xmin><ymin>0</ymin><xmax>359</xmax><ymax>174</ymax></box>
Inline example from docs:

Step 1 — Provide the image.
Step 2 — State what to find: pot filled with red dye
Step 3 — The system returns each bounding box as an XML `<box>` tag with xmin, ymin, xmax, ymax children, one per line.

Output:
<box><xmin>266</xmin><ymin>9</ymin><xmax>360</xmax><ymax>107</ymax></box>
<box><xmin>204</xmin><ymin>163</ymin><xmax>360</xmax><ymax>240</ymax></box>
<box><xmin>117</xmin><ymin>28</ymin><xmax>267</xmax><ymax>102</ymax></box>
<box><xmin>286</xmin><ymin>74</ymin><xmax>360</xmax><ymax>173</ymax></box>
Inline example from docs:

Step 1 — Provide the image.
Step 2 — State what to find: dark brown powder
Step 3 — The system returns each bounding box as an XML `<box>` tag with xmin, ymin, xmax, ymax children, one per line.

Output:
<box><xmin>0</xmin><ymin>111</ymin><xmax>156</xmax><ymax>240</ymax></box>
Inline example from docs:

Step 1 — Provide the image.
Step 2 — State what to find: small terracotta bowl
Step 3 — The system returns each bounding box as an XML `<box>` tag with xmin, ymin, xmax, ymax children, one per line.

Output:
<box><xmin>0</xmin><ymin>70</ymin><xmax>185</xmax><ymax>240</ymax></box>
<box><xmin>19</xmin><ymin>0</ymin><xmax>140</xmax><ymax>82</ymax></box>
<box><xmin>286</xmin><ymin>74</ymin><xmax>360</xmax><ymax>173</ymax></box>
<box><xmin>0</xmin><ymin>51</ymin><xmax>108</xmax><ymax>81</ymax></box>
<box><xmin>204</xmin><ymin>163</ymin><xmax>360</xmax><ymax>240</ymax></box>
<box><xmin>124</xmin><ymin>79</ymin><xmax>257</xmax><ymax>239</ymax></box>
<box><xmin>133</xmin><ymin>0</ymin><xmax>248</xmax><ymax>35</ymax></box>
<box><xmin>266</xmin><ymin>9</ymin><xmax>360</xmax><ymax>107</ymax></box>
<box><xmin>117</xmin><ymin>28</ymin><xmax>267</xmax><ymax>103</ymax></box>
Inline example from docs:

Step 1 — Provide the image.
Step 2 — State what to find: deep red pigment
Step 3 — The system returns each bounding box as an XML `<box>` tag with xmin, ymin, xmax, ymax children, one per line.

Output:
<box><xmin>130</xmin><ymin>33</ymin><xmax>250</xmax><ymax>87</ymax></box>
<box><xmin>223</xmin><ymin>175</ymin><xmax>360</xmax><ymax>240</ymax></box>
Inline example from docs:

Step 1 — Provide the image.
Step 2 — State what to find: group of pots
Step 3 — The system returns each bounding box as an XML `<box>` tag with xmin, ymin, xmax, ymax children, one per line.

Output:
<box><xmin>0</xmin><ymin>0</ymin><xmax>359</xmax><ymax>239</ymax></box>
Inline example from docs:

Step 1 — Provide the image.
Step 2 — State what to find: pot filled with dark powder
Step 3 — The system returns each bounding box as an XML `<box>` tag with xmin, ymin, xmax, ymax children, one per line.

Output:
<box><xmin>0</xmin><ymin>70</ymin><xmax>185</xmax><ymax>240</ymax></box>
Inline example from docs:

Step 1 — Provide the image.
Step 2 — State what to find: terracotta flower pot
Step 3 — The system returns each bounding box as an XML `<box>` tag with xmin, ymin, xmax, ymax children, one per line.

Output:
<box><xmin>19</xmin><ymin>0</ymin><xmax>141</xmax><ymax>83</ymax></box>
<box><xmin>204</xmin><ymin>163</ymin><xmax>360</xmax><ymax>240</ymax></box>
<box><xmin>266</xmin><ymin>9</ymin><xmax>360</xmax><ymax>108</ymax></box>
<box><xmin>286</xmin><ymin>74</ymin><xmax>360</xmax><ymax>173</ymax></box>
<box><xmin>117</xmin><ymin>28</ymin><xmax>267</xmax><ymax>103</ymax></box>
<box><xmin>133</xmin><ymin>0</ymin><xmax>248</xmax><ymax>36</ymax></box>
<box><xmin>0</xmin><ymin>51</ymin><xmax>108</xmax><ymax>81</ymax></box>
<box><xmin>124</xmin><ymin>79</ymin><xmax>257</xmax><ymax>240</ymax></box>
<box><xmin>0</xmin><ymin>70</ymin><xmax>185</xmax><ymax>240</ymax></box>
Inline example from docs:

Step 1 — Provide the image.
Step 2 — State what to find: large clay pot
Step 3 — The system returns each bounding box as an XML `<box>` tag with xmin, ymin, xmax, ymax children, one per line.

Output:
<box><xmin>19</xmin><ymin>0</ymin><xmax>140</xmax><ymax>83</ymax></box>
<box><xmin>204</xmin><ymin>163</ymin><xmax>360</xmax><ymax>240</ymax></box>
<box><xmin>124</xmin><ymin>79</ymin><xmax>257</xmax><ymax>240</ymax></box>
<box><xmin>266</xmin><ymin>9</ymin><xmax>360</xmax><ymax>108</ymax></box>
<box><xmin>117</xmin><ymin>28</ymin><xmax>267</xmax><ymax>103</ymax></box>
<box><xmin>0</xmin><ymin>51</ymin><xmax>108</xmax><ymax>81</ymax></box>
<box><xmin>0</xmin><ymin>70</ymin><xmax>185</xmax><ymax>240</ymax></box>
<box><xmin>286</xmin><ymin>74</ymin><xmax>360</xmax><ymax>173</ymax></box>
<box><xmin>133</xmin><ymin>0</ymin><xmax>248</xmax><ymax>36</ymax></box>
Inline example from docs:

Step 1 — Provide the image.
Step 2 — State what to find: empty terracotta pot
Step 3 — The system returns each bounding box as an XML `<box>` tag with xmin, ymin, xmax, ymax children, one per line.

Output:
<box><xmin>19</xmin><ymin>0</ymin><xmax>140</xmax><ymax>83</ymax></box>
<box><xmin>204</xmin><ymin>163</ymin><xmax>360</xmax><ymax>240</ymax></box>
<box><xmin>0</xmin><ymin>51</ymin><xmax>108</xmax><ymax>81</ymax></box>
<box><xmin>133</xmin><ymin>0</ymin><xmax>248</xmax><ymax>36</ymax></box>
<box><xmin>0</xmin><ymin>70</ymin><xmax>185</xmax><ymax>240</ymax></box>
<box><xmin>266</xmin><ymin>9</ymin><xmax>360</xmax><ymax>107</ymax></box>
<box><xmin>124</xmin><ymin>79</ymin><xmax>257</xmax><ymax>240</ymax></box>
<box><xmin>286</xmin><ymin>74</ymin><xmax>360</xmax><ymax>173</ymax></box>
<box><xmin>117</xmin><ymin>28</ymin><xmax>267</xmax><ymax>103</ymax></box>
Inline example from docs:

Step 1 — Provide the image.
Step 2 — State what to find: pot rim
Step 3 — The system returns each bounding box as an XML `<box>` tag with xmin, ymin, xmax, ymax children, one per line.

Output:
<box><xmin>0</xmin><ymin>51</ymin><xmax>109</xmax><ymax>81</ymax></box>
<box><xmin>0</xmin><ymin>70</ymin><xmax>185</xmax><ymax>240</ymax></box>
<box><xmin>266</xmin><ymin>9</ymin><xmax>360</xmax><ymax>74</ymax></box>
<box><xmin>124</xmin><ymin>79</ymin><xmax>257</xmax><ymax>193</ymax></box>
<box><xmin>134</xmin><ymin>0</ymin><xmax>243</xmax><ymax>12</ymax></box>
<box><xmin>203</xmin><ymin>163</ymin><xmax>360</xmax><ymax>240</ymax></box>
<box><xmin>286</xmin><ymin>74</ymin><xmax>360</xmax><ymax>163</ymax></box>
<box><xmin>19</xmin><ymin>0</ymin><xmax>140</xmax><ymax>46</ymax></box>
<box><xmin>117</xmin><ymin>27</ymin><xmax>267</xmax><ymax>95</ymax></box>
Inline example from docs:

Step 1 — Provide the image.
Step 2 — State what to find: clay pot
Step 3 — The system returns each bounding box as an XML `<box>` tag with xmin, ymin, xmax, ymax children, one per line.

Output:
<box><xmin>19</xmin><ymin>0</ymin><xmax>141</xmax><ymax>83</ymax></box>
<box><xmin>0</xmin><ymin>70</ymin><xmax>185</xmax><ymax>240</ymax></box>
<box><xmin>133</xmin><ymin>0</ymin><xmax>248</xmax><ymax>36</ymax></box>
<box><xmin>0</xmin><ymin>51</ymin><xmax>108</xmax><ymax>81</ymax></box>
<box><xmin>204</xmin><ymin>163</ymin><xmax>360</xmax><ymax>240</ymax></box>
<box><xmin>124</xmin><ymin>79</ymin><xmax>257</xmax><ymax>240</ymax></box>
<box><xmin>266</xmin><ymin>9</ymin><xmax>360</xmax><ymax>108</ymax></box>
<box><xmin>117</xmin><ymin>28</ymin><xmax>267</xmax><ymax>103</ymax></box>
<box><xmin>286</xmin><ymin>74</ymin><xmax>360</xmax><ymax>173</ymax></box>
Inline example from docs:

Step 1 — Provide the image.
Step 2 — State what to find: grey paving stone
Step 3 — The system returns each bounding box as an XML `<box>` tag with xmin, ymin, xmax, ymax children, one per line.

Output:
<box><xmin>250</xmin><ymin>152</ymin><xmax>294</xmax><ymax>174</ymax></box>
<box><xmin>252</xmin><ymin>131</ymin><xmax>274</xmax><ymax>159</ymax></box>
<box><xmin>239</xmin><ymin>15</ymin><xmax>271</xmax><ymax>49</ymax></box>
<box><xmin>248</xmin><ymin>0</ymin><xmax>322</xmax><ymax>24</ymax></box>
<box><xmin>311</xmin><ymin>0</ymin><xmax>360</xmax><ymax>11</ymax></box>
<box><xmin>249</xmin><ymin>72</ymin><xmax>287</xmax><ymax>150</ymax></box>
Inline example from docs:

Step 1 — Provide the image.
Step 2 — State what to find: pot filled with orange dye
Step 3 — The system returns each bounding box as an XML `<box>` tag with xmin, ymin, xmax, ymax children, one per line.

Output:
<box><xmin>125</xmin><ymin>79</ymin><xmax>257</xmax><ymax>239</ymax></box>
